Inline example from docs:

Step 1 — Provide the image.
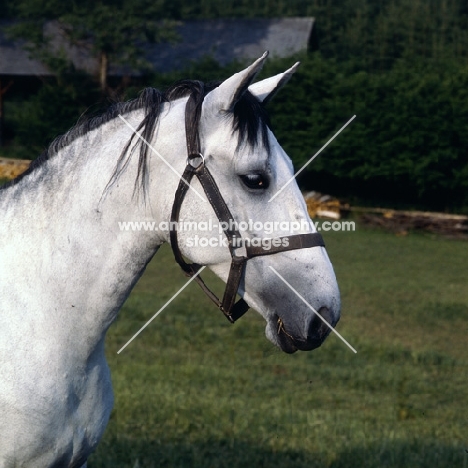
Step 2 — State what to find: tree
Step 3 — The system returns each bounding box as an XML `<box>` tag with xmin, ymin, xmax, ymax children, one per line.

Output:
<box><xmin>8</xmin><ymin>0</ymin><xmax>179</xmax><ymax>93</ymax></box>
<box><xmin>0</xmin><ymin>79</ymin><xmax>13</xmax><ymax>147</ymax></box>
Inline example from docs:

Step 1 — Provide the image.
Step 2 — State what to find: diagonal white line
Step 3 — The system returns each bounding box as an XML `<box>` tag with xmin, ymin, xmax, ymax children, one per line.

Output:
<box><xmin>117</xmin><ymin>266</ymin><xmax>206</xmax><ymax>354</ymax></box>
<box><xmin>268</xmin><ymin>115</ymin><xmax>356</xmax><ymax>203</ymax></box>
<box><xmin>269</xmin><ymin>266</ymin><xmax>357</xmax><ymax>353</ymax></box>
<box><xmin>118</xmin><ymin>114</ymin><xmax>206</xmax><ymax>202</ymax></box>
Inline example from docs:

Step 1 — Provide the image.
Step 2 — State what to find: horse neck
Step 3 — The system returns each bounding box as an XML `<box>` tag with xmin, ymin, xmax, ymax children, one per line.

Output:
<box><xmin>0</xmin><ymin>111</ymin><xmax>169</xmax><ymax>351</ymax></box>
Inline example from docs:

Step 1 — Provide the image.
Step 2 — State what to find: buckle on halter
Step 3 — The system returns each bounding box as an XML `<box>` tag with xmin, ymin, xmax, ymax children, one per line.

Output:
<box><xmin>187</xmin><ymin>153</ymin><xmax>205</xmax><ymax>169</ymax></box>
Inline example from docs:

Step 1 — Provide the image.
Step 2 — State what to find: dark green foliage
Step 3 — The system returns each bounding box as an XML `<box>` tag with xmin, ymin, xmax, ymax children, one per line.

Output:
<box><xmin>3</xmin><ymin>0</ymin><xmax>468</xmax><ymax>210</ymax></box>
<box><xmin>172</xmin><ymin>0</ymin><xmax>468</xmax><ymax>67</ymax></box>
<box><xmin>6</xmin><ymin>73</ymin><xmax>101</xmax><ymax>158</ymax></box>
<box><xmin>267</xmin><ymin>55</ymin><xmax>468</xmax><ymax>211</ymax></box>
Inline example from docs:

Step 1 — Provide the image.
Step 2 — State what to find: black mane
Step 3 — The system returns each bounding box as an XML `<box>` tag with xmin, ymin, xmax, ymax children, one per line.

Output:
<box><xmin>2</xmin><ymin>80</ymin><xmax>271</xmax><ymax>193</ymax></box>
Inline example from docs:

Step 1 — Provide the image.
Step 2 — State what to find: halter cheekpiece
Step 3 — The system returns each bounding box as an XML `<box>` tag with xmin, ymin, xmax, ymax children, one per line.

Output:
<box><xmin>170</xmin><ymin>91</ymin><xmax>325</xmax><ymax>323</ymax></box>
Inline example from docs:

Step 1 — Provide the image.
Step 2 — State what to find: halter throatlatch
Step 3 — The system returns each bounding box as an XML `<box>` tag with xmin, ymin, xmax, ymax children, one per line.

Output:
<box><xmin>170</xmin><ymin>91</ymin><xmax>325</xmax><ymax>323</ymax></box>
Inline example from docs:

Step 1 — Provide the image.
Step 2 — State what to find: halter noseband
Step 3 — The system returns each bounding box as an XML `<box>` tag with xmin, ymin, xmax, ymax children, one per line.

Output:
<box><xmin>169</xmin><ymin>91</ymin><xmax>325</xmax><ymax>323</ymax></box>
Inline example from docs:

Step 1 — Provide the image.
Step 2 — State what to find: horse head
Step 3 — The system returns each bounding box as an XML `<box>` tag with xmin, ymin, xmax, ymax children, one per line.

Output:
<box><xmin>166</xmin><ymin>53</ymin><xmax>341</xmax><ymax>353</ymax></box>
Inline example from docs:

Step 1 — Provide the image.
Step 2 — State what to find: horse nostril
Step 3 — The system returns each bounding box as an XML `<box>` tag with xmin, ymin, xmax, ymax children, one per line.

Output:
<box><xmin>308</xmin><ymin>307</ymin><xmax>335</xmax><ymax>342</ymax></box>
<box><xmin>319</xmin><ymin>306</ymin><xmax>335</xmax><ymax>326</ymax></box>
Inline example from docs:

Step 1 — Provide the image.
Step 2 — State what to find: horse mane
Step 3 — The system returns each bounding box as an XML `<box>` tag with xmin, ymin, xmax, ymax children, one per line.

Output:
<box><xmin>2</xmin><ymin>80</ymin><xmax>271</xmax><ymax>194</ymax></box>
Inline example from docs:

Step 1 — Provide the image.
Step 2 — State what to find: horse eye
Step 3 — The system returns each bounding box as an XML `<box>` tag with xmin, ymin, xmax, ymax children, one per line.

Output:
<box><xmin>240</xmin><ymin>174</ymin><xmax>269</xmax><ymax>190</ymax></box>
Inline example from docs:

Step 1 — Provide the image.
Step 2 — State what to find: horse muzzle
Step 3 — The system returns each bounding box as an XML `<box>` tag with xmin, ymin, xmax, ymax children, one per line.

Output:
<box><xmin>269</xmin><ymin>307</ymin><xmax>340</xmax><ymax>354</ymax></box>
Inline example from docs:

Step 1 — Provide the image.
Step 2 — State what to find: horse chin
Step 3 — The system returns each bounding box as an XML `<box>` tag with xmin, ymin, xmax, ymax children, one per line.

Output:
<box><xmin>276</xmin><ymin>332</ymin><xmax>299</xmax><ymax>354</ymax></box>
<box><xmin>265</xmin><ymin>318</ymin><xmax>298</xmax><ymax>354</ymax></box>
<box><xmin>265</xmin><ymin>313</ymin><xmax>331</xmax><ymax>354</ymax></box>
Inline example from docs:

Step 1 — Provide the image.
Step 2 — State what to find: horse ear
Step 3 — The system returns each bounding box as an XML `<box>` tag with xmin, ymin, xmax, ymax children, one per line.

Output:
<box><xmin>248</xmin><ymin>62</ymin><xmax>300</xmax><ymax>104</ymax></box>
<box><xmin>203</xmin><ymin>52</ymin><xmax>269</xmax><ymax>113</ymax></box>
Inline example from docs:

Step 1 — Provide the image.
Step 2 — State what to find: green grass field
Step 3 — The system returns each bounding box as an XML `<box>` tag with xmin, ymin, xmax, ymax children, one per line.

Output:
<box><xmin>88</xmin><ymin>222</ymin><xmax>467</xmax><ymax>468</ymax></box>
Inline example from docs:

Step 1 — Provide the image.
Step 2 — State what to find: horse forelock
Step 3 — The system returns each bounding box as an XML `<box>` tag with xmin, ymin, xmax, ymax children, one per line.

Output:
<box><xmin>2</xmin><ymin>80</ymin><xmax>271</xmax><ymax>193</ymax></box>
<box><xmin>108</xmin><ymin>80</ymin><xmax>271</xmax><ymax>199</ymax></box>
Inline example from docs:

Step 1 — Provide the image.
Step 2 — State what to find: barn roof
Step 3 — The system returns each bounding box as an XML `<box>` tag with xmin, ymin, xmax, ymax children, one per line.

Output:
<box><xmin>147</xmin><ymin>18</ymin><xmax>316</xmax><ymax>72</ymax></box>
<box><xmin>0</xmin><ymin>18</ymin><xmax>315</xmax><ymax>77</ymax></box>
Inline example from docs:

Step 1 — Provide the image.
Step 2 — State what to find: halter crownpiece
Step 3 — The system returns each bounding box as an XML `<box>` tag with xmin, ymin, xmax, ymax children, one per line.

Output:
<box><xmin>169</xmin><ymin>87</ymin><xmax>325</xmax><ymax>323</ymax></box>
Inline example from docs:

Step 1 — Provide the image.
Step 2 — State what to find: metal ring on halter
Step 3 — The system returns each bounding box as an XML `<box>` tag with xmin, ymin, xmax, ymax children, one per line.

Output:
<box><xmin>187</xmin><ymin>153</ymin><xmax>205</xmax><ymax>168</ymax></box>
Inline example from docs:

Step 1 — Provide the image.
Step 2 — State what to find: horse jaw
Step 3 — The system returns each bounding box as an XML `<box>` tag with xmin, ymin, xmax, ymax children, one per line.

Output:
<box><xmin>208</xmin><ymin>247</ymin><xmax>341</xmax><ymax>355</ymax></box>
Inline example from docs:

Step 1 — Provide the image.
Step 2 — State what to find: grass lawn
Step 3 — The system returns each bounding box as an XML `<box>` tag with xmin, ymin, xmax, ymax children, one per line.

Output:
<box><xmin>88</xmin><ymin>222</ymin><xmax>467</xmax><ymax>467</ymax></box>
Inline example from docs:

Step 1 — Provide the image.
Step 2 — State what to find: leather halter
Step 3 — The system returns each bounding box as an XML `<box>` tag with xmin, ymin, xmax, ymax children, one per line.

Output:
<box><xmin>170</xmin><ymin>91</ymin><xmax>325</xmax><ymax>323</ymax></box>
